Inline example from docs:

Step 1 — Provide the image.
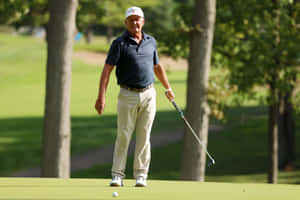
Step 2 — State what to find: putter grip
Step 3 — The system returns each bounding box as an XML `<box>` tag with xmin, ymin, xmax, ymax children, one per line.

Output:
<box><xmin>171</xmin><ymin>100</ymin><xmax>182</xmax><ymax>113</ymax></box>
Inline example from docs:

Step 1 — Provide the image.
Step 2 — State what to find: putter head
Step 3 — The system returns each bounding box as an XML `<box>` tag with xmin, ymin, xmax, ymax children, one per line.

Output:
<box><xmin>207</xmin><ymin>159</ymin><xmax>215</xmax><ymax>167</ymax></box>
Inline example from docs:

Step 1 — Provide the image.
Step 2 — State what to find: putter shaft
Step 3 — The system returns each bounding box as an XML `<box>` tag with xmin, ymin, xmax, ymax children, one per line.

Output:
<box><xmin>171</xmin><ymin>100</ymin><xmax>215</xmax><ymax>165</ymax></box>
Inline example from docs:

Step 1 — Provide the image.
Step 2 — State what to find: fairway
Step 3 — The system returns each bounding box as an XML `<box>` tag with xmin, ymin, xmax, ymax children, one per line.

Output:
<box><xmin>0</xmin><ymin>178</ymin><xmax>299</xmax><ymax>200</ymax></box>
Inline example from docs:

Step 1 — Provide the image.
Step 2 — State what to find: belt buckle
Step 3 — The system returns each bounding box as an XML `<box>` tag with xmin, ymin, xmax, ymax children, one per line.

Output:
<box><xmin>121</xmin><ymin>84</ymin><xmax>152</xmax><ymax>92</ymax></box>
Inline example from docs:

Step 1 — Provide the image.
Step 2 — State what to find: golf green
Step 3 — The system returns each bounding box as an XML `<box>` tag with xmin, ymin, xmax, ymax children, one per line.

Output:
<box><xmin>0</xmin><ymin>178</ymin><xmax>299</xmax><ymax>200</ymax></box>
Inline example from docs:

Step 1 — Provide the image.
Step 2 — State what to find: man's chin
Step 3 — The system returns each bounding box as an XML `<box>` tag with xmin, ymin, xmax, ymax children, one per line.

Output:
<box><xmin>134</xmin><ymin>29</ymin><xmax>141</xmax><ymax>33</ymax></box>
<box><xmin>129</xmin><ymin>29</ymin><xmax>141</xmax><ymax>35</ymax></box>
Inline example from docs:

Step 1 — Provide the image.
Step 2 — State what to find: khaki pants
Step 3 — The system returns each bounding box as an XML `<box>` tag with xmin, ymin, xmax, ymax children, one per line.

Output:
<box><xmin>111</xmin><ymin>87</ymin><xmax>156</xmax><ymax>179</ymax></box>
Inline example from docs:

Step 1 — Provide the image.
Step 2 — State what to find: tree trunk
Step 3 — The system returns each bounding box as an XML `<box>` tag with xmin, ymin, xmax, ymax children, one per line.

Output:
<box><xmin>84</xmin><ymin>25</ymin><xmax>93</xmax><ymax>44</ymax></box>
<box><xmin>41</xmin><ymin>0</ymin><xmax>78</xmax><ymax>178</ymax></box>
<box><xmin>278</xmin><ymin>0</ymin><xmax>298</xmax><ymax>171</ymax></box>
<box><xmin>268</xmin><ymin>0</ymin><xmax>280</xmax><ymax>184</ymax></box>
<box><xmin>181</xmin><ymin>0</ymin><xmax>216</xmax><ymax>181</ymax></box>
<box><xmin>268</xmin><ymin>79</ymin><xmax>281</xmax><ymax>184</ymax></box>
<box><xmin>106</xmin><ymin>26</ymin><xmax>113</xmax><ymax>44</ymax></box>
<box><xmin>278</xmin><ymin>77</ymin><xmax>296</xmax><ymax>169</ymax></box>
<box><xmin>282</xmin><ymin>89</ymin><xmax>296</xmax><ymax>165</ymax></box>
<box><xmin>278</xmin><ymin>93</ymin><xmax>287</xmax><ymax>169</ymax></box>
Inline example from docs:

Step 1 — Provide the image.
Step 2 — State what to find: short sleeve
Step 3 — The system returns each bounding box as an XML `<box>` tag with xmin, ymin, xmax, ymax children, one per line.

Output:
<box><xmin>105</xmin><ymin>40</ymin><xmax>121</xmax><ymax>66</ymax></box>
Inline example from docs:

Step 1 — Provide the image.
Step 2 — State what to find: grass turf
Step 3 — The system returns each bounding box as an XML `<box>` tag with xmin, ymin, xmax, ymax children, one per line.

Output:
<box><xmin>1</xmin><ymin>33</ymin><xmax>300</xmax><ymax>185</ymax></box>
<box><xmin>0</xmin><ymin>178</ymin><xmax>299</xmax><ymax>200</ymax></box>
<box><xmin>0</xmin><ymin>33</ymin><xmax>186</xmax><ymax>175</ymax></box>
<box><xmin>72</xmin><ymin>113</ymin><xmax>300</xmax><ymax>184</ymax></box>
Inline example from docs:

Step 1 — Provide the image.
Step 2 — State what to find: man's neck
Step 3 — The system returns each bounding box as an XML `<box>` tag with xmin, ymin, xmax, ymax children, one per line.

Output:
<box><xmin>128</xmin><ymin>31</ymin><xmax>143</xmax><ymax>44</ymax></box>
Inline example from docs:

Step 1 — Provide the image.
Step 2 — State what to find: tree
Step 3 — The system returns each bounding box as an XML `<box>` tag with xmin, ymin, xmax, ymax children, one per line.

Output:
<box><xmin>0</xmin><ymin>0</ymin><xmax>29</xmax><ymax>24</ymax></box>
<box><xmin>181</xmin><ymin>0</ymin><xmax>216</xmax><ymax>181</ymax></box>
<box><xmin>100</xmin><ymin>0</ymin><xmax>161</xmax><ymax>43</ymax></box>
<box><xmin>76</xmin><ymin>0</ymin><xmax>105</xmax><ymax>44</ymax></box>
<box><xmin>214</xmin><ymin>0</ymin><xmax>300</xmax><ymax>183</ymax></box>
<box><xmin>277</xmin><ymin>0</ymin><xmax>300</xmax><ymax>171</ymax></box>
<box><xmin>41</xmin><ymin>0</ymin><xmax>78</xmax><ymax>178</ymax></box>
<box><xmin>0</xmin><ymin>0</ymin><xmax>48</xmax><ymax>30</ymax></box>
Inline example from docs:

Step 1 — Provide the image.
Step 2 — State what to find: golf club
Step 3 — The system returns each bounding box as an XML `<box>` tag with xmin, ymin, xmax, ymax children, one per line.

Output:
<box><xmin>171</xmin><ymin>100</ymin><xmax>216</xmax><ymax>167</ymax></box>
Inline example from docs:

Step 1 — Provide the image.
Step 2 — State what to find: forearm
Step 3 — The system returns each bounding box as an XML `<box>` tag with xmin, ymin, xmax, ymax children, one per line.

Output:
<box><xmin>154</xmin><ymin>64</ymin><xmax>175</xmax><ymax>101</ymax></box>
<box><xmin>154</xmin><ymin>64</ymin><xmax>171</xmax><ymax>90</ymax></box>
<box><xmin>97</xmin><ymin>64</ymin><xmax>114</xmax><ymax>102</ymax></box>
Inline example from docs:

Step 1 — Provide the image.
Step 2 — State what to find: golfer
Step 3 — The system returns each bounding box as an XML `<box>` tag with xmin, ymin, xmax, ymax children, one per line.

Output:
<box><xmin>95</xmin><ymin>6</ymin><xmax>175</xmax><ymax>187</ymax></box>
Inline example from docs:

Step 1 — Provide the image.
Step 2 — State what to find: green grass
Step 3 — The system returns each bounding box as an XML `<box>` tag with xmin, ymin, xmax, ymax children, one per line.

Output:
<box><xmin>0</xmin><ymin>178</ymin><xmax>299</xmax><ymax>200</ymax></box>
<box><xmin>73</xmin><ymin>36</ymin><xmax>110</xmax><ymax>53</ymax></box>
<box><xmin>73</xmin><ymin>114</ymin><xmax>300</xmax><ymax>184</ymax></box>
<box><xmin>1</xmin><ymin>33</ymin><xmax>300</xmax><ymax>186</ymax></box>
<box><xmin>0</xmin><ymin>33</ymin><xmax>186</xmax><ymax>175</ymax></box>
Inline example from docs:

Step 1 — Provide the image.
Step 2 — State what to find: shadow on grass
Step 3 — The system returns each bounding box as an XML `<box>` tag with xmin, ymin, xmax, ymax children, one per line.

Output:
<box><xmin>72</xmin><ymin>119</ymin><xmax>270</xmax><ymax>180</ymax></box>
<box><xmin>3</xmin><ymin>105</ymin><xmax>299</xmax><ymax>183</ymax></box>
<box><xmin>0</xmin><ymin>110</ymin><xmax>183</xmax><ymax>176</ymax></box>
<box><xmin>72</xmin><ymin>105</ymin><xmax>273</xmax><ymax>180</ymax></box>
<box><xmin>72</xmin><ymin>106</ymin><xmax>300</xmax><ymax>184</ymax></box>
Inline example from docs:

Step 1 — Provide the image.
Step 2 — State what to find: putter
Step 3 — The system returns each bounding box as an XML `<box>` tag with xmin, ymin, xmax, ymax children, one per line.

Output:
<box><xmin>171</xmin><ymin>100</ymin><xmax>216</xmax><ymax>167</ymax></box>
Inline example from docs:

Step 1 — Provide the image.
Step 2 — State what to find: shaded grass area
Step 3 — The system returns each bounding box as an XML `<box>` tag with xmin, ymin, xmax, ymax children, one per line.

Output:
<box><xmin>73</xmin><ymin>113</ymin><xmax>300</xmax><ymax>185</ymax></box>
<box><xmin>0</xmin><ymin>110</ymin><xmax>183</xmax><ymax>176</ymax></box>
<box><xmin>72</xmin><ymin>118</ymin><xmax>268</xmax><ymax>180</ymax></box>
<box><xmin>0</xmin><ymin>33</ymin><xmax>186</xmax><ymax>176</ymax></box>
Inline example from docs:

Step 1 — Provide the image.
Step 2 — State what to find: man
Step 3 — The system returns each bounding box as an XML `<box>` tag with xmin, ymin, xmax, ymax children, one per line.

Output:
<box><xmin>95</xmin><ymin>6</ymin><xmax>175</xmax><ymax>187</ymax></box>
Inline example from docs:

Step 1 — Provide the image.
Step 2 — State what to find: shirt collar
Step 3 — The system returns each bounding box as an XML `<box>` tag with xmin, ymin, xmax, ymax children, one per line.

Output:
<box><xmin>123</xmin><ymin>31</ymin><xmax>150</xmax><ymax>42</ymax></box>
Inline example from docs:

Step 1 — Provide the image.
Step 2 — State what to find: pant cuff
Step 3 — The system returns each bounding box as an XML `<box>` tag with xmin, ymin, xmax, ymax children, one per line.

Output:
<box><xmin>112</xmin><ymin>170</ymin><xmax>125</xmax><ymax>179</ymax></box>
<box><xmin>134</xmin><ymin>169</ymin><xmax>148</xmax><ymax>179</ymax></box>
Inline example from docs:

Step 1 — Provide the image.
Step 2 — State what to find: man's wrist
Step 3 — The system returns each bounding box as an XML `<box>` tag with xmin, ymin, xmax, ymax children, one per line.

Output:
<box><xmin>165</xmin><ymin>88</ymin><xmax>172</xmax><ymax>92</ymax></box>
<box><xmin>96</xmin><ymin>98</ymin><xmax>105</xmax><ymax>104</ymax></box>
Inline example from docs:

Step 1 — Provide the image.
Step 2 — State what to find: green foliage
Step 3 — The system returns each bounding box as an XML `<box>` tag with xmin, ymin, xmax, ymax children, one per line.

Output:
<box><xmin>76</xmin><ymin>0</ymin><xmax>105</xmax><ymax>31</ymax></box>
<box><xmin>0</xmin><ymin>0</ymin><xmax>31</xmax><ymax>24</ymax></box>
<box><xmin>156</xmin><ymin>0</ymin><xmax>300</xmax><ymax>112</ymax></box>
<box><xmin>293</xmin><ymin>86</ymin><xmax>300</xmax><ymax>113</ymax></box>
<box><xmin>156</xmin><ymin>0</ymin><xmax>193</xmax><ymax>59</ymax></box>
<box><xmin>214</xmin><ymin>0</ymin><xmax>300</xmax><ymax>109</ymax></box>
<box><xmin>0</xmin><ymin>0</ymin><xmax>48</xmax><ymax>28</ymax></box>
<box><xmin>0</xmin><ymin>33</ymin><xmax>186</xmax><ymax>175</ymax></box>
<box><xmin>100</xmin><ymin>0</ymin><xmax>161</xmax><ymax>28</ymax></box>
<box><xmin>208</xmin><ymin>69</ymin><xmax>238</xmax><ymax>120</ymax></box>
<box><xmin>143</xmin><ymin>0</ymin><xmax>175</xmax><ymax>36</ymax></box>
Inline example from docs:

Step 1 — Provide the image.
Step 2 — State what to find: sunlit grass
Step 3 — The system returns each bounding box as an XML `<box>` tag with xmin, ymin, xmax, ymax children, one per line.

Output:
<box><xmin>73</xmin><ymin>35</ymin><xmax>110</xmax><ymax>53</ymax></box>
<box><xmin>0</xmin><ymin>33</ymin><xmax>186</xmax><ymax>175</ymax></box>
<box><xmin>1</xmin><ymin>33</ymin><xmax>299</xmax><ymax>186</ymax></box>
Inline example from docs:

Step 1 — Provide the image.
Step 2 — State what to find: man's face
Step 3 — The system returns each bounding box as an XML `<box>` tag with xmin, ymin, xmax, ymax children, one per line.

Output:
<box><xmin>125</xmin><ymin>15</ymin><xmax>144</xmax><ymax>35</ymax></box>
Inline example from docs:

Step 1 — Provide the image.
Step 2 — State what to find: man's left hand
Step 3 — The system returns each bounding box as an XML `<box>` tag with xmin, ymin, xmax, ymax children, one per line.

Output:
<box><xmin>165</xmin><ymin>89</ymin><xmax>175</xmax><ymax>101</ymax></box>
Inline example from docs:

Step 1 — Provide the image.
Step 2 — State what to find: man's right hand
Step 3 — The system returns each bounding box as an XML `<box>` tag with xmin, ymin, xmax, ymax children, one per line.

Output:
<box><xmin>95</xmin><ymin>99</ymin><xmax>105</xmax><ymax>115</ymax></box>
<box><xmin>95</xmin><ymin>64</ymin><xmax>114</xmax><ymax>115</ymax></box>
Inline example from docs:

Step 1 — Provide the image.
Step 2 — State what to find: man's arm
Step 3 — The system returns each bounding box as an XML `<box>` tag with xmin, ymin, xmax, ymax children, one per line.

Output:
<box><xmin>95</xmin><ymin>64</ymin><xmax>115</xmax><ymax>115</ymax></box>
<box><xmin>154</xmin><ymin>63</ymin><xmax>175</xmax><ymax>101</ymax></box>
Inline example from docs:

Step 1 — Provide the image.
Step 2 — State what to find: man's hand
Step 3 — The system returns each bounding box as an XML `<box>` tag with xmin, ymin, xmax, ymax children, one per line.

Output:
<box><xmin>165</xmin><ymin>89</ymin><xmax>175</xmax><ymax>102</ymax></box>
<box><xmin>95</xmin><ymin>99</ymin><xmax>105</xmax><ymax>115</ymax></box>
<box><xmin>95</xmin><ymin>64</ymin><xmax>114</xmax><ymax>115</ymax></box>
<box><xmin>153</xmin><ymin>64</ymin><xmax>175</xmax><ymax>102</ymax></box>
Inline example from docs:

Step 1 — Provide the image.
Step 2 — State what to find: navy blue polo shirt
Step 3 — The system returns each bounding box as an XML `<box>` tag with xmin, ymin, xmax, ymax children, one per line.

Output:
<box><xmin>105</xmin><ymin>31</ymin><xmax>159</xmax><ymax>89</ymax></box>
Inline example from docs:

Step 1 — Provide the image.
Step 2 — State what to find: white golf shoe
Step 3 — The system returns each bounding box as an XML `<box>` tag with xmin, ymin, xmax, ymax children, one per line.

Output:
<box><xmin>110</xmin><ymin>175</ymin><xmax>123</xmax><ymax>187</ymax></box>
<box><xmin>135</xmin><ymin>176</ymin><xmax>147</xmax><ymax>187</ymax></box>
